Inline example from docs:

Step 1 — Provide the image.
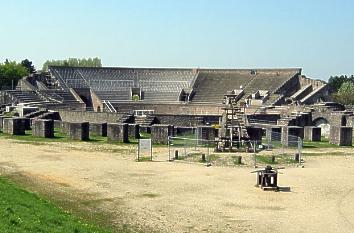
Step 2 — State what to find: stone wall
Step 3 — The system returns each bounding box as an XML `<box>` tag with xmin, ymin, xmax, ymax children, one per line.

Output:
<box><xmin>111</xmin><ymin>102</ymin><xmax>224</xmax><ymax>115</ymax></box>
<box><xmin>154</xmin><ymin>114</ymin><xmax>219</xmax><ymax>127</ymax></box>
<box><xmin>175</xmin><ymin>127</ymin><xmax>195</xmax><ymax>136</ymax></box>
<box><xmin>58</xmin><ymin>110</ymin><xmax>123</xmax><ymax>123</ymax></box>
<box><xmin>90</xmin><ymin>89</ymin><xmax>104</xmax><ymax>112</ymax></box>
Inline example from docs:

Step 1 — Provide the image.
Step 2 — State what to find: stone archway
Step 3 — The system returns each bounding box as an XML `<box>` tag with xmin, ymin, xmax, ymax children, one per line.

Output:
<box><xmin>313</xmin><ymin>117</ymin><xmax>330</xmax><ymax>138</ymax></box>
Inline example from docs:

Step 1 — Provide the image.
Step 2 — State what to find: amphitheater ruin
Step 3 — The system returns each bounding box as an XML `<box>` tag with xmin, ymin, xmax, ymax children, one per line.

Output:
<box><xmin>0</xmin><ymin>66</ymin><xmax>352</xmax><ymax>148</ymax></box>
<box><xmin>2</xmin><ymin>66</ymin><xmax>354</xmax><ymax>231</ymax></box>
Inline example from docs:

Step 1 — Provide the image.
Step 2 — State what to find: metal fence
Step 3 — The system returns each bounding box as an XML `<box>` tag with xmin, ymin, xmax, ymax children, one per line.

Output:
<box><xmin>168</xmin><ymin>130</ymin><xmax>303</xmax><ymax>167</ymax></box>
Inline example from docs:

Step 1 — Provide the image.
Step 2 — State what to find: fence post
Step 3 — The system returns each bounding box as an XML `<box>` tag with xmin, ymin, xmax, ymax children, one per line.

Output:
<box><xmin>207</xmin><ymin>140</ymin><xmax>210</xmax><ymax>163</ymax></box>
<box><xmin>184</xmin><ymin>138</ymin><xmax>187</xmax><ymax>157</ymax></box>
<box><xmin>253</xmin><ymin>141</ymin><xmax>257</xmax><ymax>168</ymax></box>
<box><xmin>298</xmin><ymin>137</ymin><xmax>302</xmax><ymax>167</ymax></box>
<box><xmin>137</xmin><ymin>141</ymin><xmax>140</xmax><ymax>161</ymax></box>
<box><xmin>168</xmin><ymin>136</ymin><xmax>171</xmax><ymax>161</ymax></box>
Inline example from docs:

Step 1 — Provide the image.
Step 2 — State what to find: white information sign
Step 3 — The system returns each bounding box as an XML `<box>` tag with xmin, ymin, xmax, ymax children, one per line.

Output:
<box><xmin>137</xmin><ymin>139</ymin><xmax>152</xmax><ymax>161</ymax></box>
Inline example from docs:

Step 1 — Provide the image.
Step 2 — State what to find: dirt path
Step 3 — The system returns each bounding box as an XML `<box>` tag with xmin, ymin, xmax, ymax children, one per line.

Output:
<box><xmin>1</xmin><ymin>138</ymin><xmax>354</xmax><ymax>232</ymax></box>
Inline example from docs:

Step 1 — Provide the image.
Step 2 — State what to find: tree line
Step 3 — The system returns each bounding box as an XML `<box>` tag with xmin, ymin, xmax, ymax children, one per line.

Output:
<box><xmin>0</xmin><ymin>57</ymin><xmax>102</xmax><ymax>90</ymax></box>
<box><xmin>42</xmin><ymin>57</ymin><xmax>102</xmax><ymax>71</ymax></box>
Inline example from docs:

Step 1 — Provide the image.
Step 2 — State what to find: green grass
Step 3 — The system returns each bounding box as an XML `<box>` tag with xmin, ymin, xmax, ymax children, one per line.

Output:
<box><xmin>303</xmin><ymin>139</ymin><xmax>341</xmax><ymax>149</ymax></box>
<box><xmin>0</xmin><ymin>129</ymin><xmax>140</xmax><ymax>146</ymax></box>
<box><xmin>0</xmin><ymin>176</ymin><xmax>110</xmax><ymax>233</ymax></box>
<box><xmin>256</xmin><ymin>154</ymin><xmax>298</xmax><ymax>165</ymax></box>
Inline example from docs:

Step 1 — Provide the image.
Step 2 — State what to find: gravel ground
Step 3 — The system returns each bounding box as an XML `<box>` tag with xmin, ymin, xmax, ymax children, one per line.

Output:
<box><xmin>0</xmin><ymin>138</ymin><xmax>354</xmax><ymax>233</ymax></box>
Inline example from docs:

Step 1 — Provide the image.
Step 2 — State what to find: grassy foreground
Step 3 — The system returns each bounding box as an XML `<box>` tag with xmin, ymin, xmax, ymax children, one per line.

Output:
<box><xmin>0</xmin><ymin>176</ymin><xmax>110</xmax><ymax>233</ymax></box>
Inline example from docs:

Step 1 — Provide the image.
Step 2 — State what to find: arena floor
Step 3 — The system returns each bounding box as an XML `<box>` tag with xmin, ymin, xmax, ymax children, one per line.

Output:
<box><xmin>0</xmin><ymin>138</ymin><xmax>354</xmax><ymax>233</ymax></box>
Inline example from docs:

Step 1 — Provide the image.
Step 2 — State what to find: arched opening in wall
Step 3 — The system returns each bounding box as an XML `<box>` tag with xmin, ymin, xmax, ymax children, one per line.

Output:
<box><xmin>341</xmin><ymin>116</ymin><xmax>347</xmax><ymax>126</ymax></box>
<box><xmin>97</xmin><ymin>106</ymin><xmax>101</xmax><ymax>112</ymax></box>
<box><xmin>313</xmin><ymin>117</ymin><xmax>330</xmax><ymax>138</ymax></box>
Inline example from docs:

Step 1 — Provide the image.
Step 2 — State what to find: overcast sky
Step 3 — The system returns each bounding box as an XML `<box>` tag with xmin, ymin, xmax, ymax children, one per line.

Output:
<box><xmin>0</xmin><ymin>0</ymin><xmax>353</xmax><ymax>80</ymax></box>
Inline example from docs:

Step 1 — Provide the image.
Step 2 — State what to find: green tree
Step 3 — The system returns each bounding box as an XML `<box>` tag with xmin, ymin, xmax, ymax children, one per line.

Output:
<box><xmin>328</xmin><ymin>75</ymin><xmax>354</xmax><ymax>93</ymax></box>
<box><xmin>0</xmin><ymin>60</ymin><xmax>29</xmax><ymax>89</ymax></box>
<box><xmin>332</xmin><ymin>81</ymin><xmax>354</xmax><ymax>105</ymax></box>
<box><xmin>21</xmin><ymin>59</ymin><xmax>36</xmax><ymax>73</ymax></box>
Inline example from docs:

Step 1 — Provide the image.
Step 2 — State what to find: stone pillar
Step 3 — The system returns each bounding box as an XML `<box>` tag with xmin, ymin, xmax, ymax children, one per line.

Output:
<box><xmin>89</xmin><ymin>122</ymin><xmax>107</xmax><ymax>137</ymax></box>
<box><xmin>107</xmin><ymin>123</ymin><xmax>129</xmax><ymax>143</ymax></box>
<box><xmin>151</xmin><ymin>124</ymin><xmax>174</xmax><ymax>144</ymax></box>
<box><xmin>0</xmin><ymin>115</ymin><xmax>11</xmax><ymax>132</ymax></box>
<box><xmin>329</xmin><ymin>126</ymin><xmax>352</xmax><ymax>146</ymax></box>
<box><xmin>128</xmin><ymin>124</ymin><xmax>140</xmax><ymax>139</ymax></box>
<box><xmin>197</xmin><ymin>126</ymin><xmax>216</xmax><ymax>141</ymax></box>
<box><xmin>266</xmin><ymin>126</ymin><xmax>282</xmax><ymax>141</ymax></box>
<box><xmin>281</xmin><ymin>126</ymin><xmax>304</xmax><ymax>146</ymax></box>
<box><xmin>32</xmin><ymin>119</ymin><xmax>54</xmax><ymax>138</ymax></box>
<box><xmin>2</xmin><ymin>118</ymin><xmax>26</xmax><ymax>135</ymax></box>
<box><xmin>246</xmin><ymin>126</ymin><xmax>263</xmax><ymax>142</ymax></box>
<box><xmin>304</xmin><ymin>126</ymin><xmax>321</xmax><ymax>141</ymax></box>
<box><xmin>67</xmin><ymin>122</ymin><xmax>90</xmax><ymax>141</ymax></box>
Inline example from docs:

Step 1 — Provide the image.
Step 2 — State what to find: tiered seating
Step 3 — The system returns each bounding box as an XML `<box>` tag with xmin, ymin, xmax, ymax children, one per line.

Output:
<box><xmin>243</xmin><ymin>70</ymin><xmax>299</xmax><ymax>96</ymax></box>
<box><xmin>41</xmin><ymin>90</ymin><xmax>79</xmax><ymax>103</ymax></box>
<box><xmin>49</xmin><ymin>67</ymin><xmax>196</xmax><ymax>102</ymax></box>
<box><xmin>50</xmin><ymin>67</ymin><xmax>195</xmax><ymax>90</ymax></box>
<box><xmin>191</xmin><ymin>71</ymin><xmax>252</xmax><ymax>103</ymax></box>
<box><xmin>94</xmin><ymin>90</ymin><xmax>131</xmax><ymax>102</ymax></box>
<box><xmin>142</xmin><ymin>91</ymin><xmax>180</xmax><ymax>102</ymax></box>
<box><xmin>5</xmin><ymin>90</ymin><xmax>44</xmax><ymax>103</ymax></box>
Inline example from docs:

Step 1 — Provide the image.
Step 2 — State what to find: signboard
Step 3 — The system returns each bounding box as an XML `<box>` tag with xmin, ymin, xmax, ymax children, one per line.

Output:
<box><xmin>139</xmin><ymin>139</ymin><xmax>151</xmax><ymax>151</ymax></box>
<box><xmin>137</xmin><ymin>139</ymin><xmax>152</xmax><ymax>161</ymax></box>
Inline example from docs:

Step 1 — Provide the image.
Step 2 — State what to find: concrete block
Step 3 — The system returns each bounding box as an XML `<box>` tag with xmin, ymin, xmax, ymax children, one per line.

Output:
<box><xmin>304</xmin><ymin>126</ymin><xmax>321</xmax><ymax>141</ymax></box>
<box><xmin>32</xmin><ymin>119</ymin><xmax>54</xmax><ymax>138</ymax></box>
<box><xmin>0</xmin><ymin>115</ymin><xmax>11</xmax><ymax>132</ymax></box>
<box><xmin>151</xmin><ymin>124</ymin><xmax>174</xmax><ymax>144</ymax></box>
<box><xmin>67</xmin><ymin>122</ymin><xmax>90</xmax><ymax>141</ymax></box>
<box><xmin>281</xmin><ymin>126</ymin><xmax>304</xmax><ymax>146</ymax></box>
<box><xmin>107</xmin><ymin>123</ymin><xmax>129</xmax><ymax>143</ymax></box>
<box><xmin>329</xmin><ymin>126</ymin><xmax>352</xmax><ymax>146</ymax></box>
<box><xmin>2</xmin><ymin>117</ymin><xmax>26</xmax><ymax>135</ymax></box>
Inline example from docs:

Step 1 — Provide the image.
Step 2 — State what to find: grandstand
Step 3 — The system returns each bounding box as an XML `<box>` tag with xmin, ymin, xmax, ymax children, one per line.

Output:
<box><xmin>0</xmin><ymin>66</ymin><xmax>327</xmax><ymax>113</ymax></box>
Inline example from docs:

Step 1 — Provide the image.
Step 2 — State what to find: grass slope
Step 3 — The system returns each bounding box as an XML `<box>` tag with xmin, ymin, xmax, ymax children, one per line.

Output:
<box><xmin>0</xmin><ymin>177</ymin><xmax>110</xmax><ymax>233</ymax></box>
